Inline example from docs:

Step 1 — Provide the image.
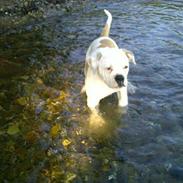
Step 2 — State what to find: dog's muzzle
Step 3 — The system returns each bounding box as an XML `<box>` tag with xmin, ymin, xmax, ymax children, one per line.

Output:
<box><xmin>115</xmin><ymin>74</ymin><xmax>125</xmax><ymax>87</ymax></box>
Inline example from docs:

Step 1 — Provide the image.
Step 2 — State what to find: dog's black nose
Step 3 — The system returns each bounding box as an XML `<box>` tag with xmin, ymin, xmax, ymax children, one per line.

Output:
<box><xmin>115</xmin><ymin>74</ymin><xmax>124</xmax><ymax>87</ymax></box>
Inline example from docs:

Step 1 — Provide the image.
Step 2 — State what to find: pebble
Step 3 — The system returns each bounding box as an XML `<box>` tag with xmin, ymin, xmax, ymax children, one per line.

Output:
<box><xmin>40</xmin><ymin>122</ymin><xmax>51</xmax><ymax>132</ymax></box>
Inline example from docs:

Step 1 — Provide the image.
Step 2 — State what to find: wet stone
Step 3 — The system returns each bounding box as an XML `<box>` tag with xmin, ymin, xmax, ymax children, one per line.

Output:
<box><xmin>39</xmin><ymin>139</ymin><xmax>51</xmax><ymax>150</ymax></box>
<box><xmin>40</xmin><ymin>123</ymin><xmax>51</xmax><ymax>133</ymax></box>
<box><xmin>0</xmin><ymin>105</ymin><xmax>4</xmax><ymax>111</ymax></box>
<box><xmin>35</xmin><ymin>101</ymin><xmax>45</xmax><ymax>115</ymax></box>
<box><xmin>169</xmin><ymin>166</ymin><xmax>183</xmax><ymax>180</ymax></box>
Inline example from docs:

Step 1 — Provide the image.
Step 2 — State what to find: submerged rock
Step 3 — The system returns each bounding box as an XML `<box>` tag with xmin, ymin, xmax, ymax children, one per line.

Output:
<box><xmin>40</xmin><ymin>122</ymin><xmax>51</xmax><ymax>133</ymax></box>
<box><xmin>169</xmin><ymin>166</ymin><xmax>183</xmax><ymax>180</ymax></box>
<box><xmin>0</xmin><ymin>58</ymin><xmax>22</xmax><ymax>77</ymax></box>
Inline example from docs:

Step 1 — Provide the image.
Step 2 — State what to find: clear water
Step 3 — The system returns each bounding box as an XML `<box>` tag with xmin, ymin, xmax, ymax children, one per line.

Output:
<box><xmin>0</xmin><ymin>0</ymin><xmax>183</xmax><ymax>182</ymax></box>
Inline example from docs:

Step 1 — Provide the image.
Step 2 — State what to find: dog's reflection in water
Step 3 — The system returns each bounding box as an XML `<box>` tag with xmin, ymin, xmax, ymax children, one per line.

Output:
<box><xmin>87</xmin><ymin>98</ymin><xmax>127</xmax><ymax>139</ymax></box>
<box><xmin>88</xmin><ymin>110</ymin><xmax>105</xmax><ymax>130</ymax></box>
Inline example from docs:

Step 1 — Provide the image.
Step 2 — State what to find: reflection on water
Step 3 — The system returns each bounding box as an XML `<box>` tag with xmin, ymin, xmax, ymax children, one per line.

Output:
<box><xmin>88</xmin><ymin>110</ymin><xmax>106</xmax><ymax>132</ymax></box>
<box><xmin>88</xmin><ymin>105</ymin><xmax>126</xmax><ymax>139</ymax></box>
<box><xmin>1</xmin><ymin>0</ymin><xmax>183</xmax><ymax>182</ymax></box>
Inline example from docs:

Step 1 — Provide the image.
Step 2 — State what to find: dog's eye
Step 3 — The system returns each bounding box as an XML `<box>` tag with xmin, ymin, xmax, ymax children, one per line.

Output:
<box><xmin>107</xmin><ymin>67</ymin><xmax>112</xmax><ymax>72</ymax></box>
<box><xmin>124</xmin><ymin>66</ymin><xmax>128</xmax><ymax>69</ymax></box>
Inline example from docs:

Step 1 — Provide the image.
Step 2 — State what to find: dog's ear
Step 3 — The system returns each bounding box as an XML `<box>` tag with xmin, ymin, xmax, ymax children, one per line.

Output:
<box><xmin>96</xmin><ymin>52</ymin><xmax>102</xmax><ymax>61</ymax></box>
<box><xmin>120</xmin><ymin>49</ymin><xmax>136</xmax><ymax>64</ymax></box>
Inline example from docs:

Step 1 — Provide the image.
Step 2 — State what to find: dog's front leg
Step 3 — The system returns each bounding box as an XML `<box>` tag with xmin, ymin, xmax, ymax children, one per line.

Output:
<box><xmin>87</xmin><ymin>95</ymin><xmax>100</xmax><ymax>110</ymax></box>
<box><xmin>117</xmin><ymin>87</ymin><xmax>128</xmax><ymax>107</ymax></box>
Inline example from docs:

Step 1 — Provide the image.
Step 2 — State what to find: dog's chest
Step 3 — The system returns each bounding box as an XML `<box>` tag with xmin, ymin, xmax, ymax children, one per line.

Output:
<box><xmin>85</xmin><ymin>68</ymin><xmax>119</xmax><ymax>98</ymax></box>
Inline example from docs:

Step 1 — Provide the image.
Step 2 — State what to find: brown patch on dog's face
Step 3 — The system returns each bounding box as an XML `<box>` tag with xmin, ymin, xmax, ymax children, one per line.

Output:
<box><xmin>98</xmin><ymin>39</ymin><xmax>116</xmax><ymax>48</ymax></box>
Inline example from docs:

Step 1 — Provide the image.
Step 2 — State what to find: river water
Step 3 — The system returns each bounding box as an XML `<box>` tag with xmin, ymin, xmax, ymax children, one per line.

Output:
<box><xmin>0</xmin><ymin>0</ymin><xmax>183</xmax><ymax>182</ymax></box>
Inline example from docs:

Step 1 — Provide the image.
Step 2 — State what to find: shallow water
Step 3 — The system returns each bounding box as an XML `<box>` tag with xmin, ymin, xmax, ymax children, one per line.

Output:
<box><xmin>0</xmin><ymin>0</ymin><xmax>183</xmax><ymax>182</ymax></box>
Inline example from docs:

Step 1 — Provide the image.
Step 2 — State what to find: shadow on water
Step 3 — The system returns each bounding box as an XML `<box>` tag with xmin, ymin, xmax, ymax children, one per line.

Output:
<box><xmin>1</xmin><ymin>0</ymin><xmax>183</xmax><ymax>182</ymax></box>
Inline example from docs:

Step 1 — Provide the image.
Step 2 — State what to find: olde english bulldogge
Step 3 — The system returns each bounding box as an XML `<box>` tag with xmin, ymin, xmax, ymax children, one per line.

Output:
<box><xmin>82</xmin><ymin>9</ymin><xmax>136</xmax><ymax>110</ymax></box>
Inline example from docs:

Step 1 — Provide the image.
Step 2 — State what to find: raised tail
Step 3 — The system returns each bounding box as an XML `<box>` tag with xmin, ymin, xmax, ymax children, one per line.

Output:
<box><xmin>101</xmin><ymin>9</ymin><xmax>112</xmax><ymax>37</ymax></box>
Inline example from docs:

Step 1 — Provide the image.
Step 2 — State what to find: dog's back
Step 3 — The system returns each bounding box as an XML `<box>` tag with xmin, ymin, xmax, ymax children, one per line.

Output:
<box><xmin>85</xmin><ymin>10</ymin><xmax>118</xmax><ymax>64</ymax></box>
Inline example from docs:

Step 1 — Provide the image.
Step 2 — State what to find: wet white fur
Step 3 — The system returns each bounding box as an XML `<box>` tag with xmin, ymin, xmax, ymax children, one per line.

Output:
<box><xmin>82</xmin><ymin>10</ymin><xmax>135</xmax><ymax>110</ymax></box>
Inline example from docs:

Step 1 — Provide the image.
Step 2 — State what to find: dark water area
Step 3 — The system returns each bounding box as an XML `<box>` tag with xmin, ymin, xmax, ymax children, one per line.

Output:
<box><xmin>0</xmin><ymin>0</ymin><xmax>183</xmax><ymax>182</ymax></box>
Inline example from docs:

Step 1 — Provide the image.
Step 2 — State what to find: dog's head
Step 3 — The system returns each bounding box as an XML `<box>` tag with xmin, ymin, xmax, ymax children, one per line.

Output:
<box><xmin>91</xmin><ymin>48</ymin><xmax>135</xmax><ymax>89</ymax></box>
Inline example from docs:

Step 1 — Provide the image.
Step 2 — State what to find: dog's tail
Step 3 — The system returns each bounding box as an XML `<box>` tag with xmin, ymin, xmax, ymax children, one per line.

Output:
<box><xmin>101</xmin><ymin>9</ymin><xmax>112</xmax><ymax>37</ymax></box>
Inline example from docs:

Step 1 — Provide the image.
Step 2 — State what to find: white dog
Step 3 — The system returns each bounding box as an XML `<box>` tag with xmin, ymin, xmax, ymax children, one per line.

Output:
<box><xmin>82</xmin><ymin>9</ymin><xmax>136</xmax><ymax>110</ymax></box>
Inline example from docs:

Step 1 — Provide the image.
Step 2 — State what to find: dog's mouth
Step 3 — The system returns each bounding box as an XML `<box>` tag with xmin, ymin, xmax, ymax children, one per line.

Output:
<box><xmin>119</xmin><ymin>83</ymin><xmax>126</xmax><ymax>87</ymax></box>
<box><xmin>117</xmin><ymin>83</ymin><xmax>126</xmax><ymax>88</ymax></box>
<box><xmin>112</xmin><ymin>83</ymin><xmax>125</xmax><ymax>89</ymax></box>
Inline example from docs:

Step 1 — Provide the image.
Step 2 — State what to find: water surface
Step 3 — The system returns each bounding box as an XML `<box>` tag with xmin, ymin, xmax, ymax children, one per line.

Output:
<box><xmin>0</xmin><ymin>0</ymin><xmax>183</xmax><ymax>182</ymax></box>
